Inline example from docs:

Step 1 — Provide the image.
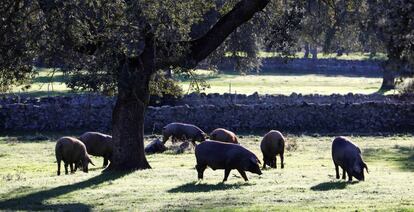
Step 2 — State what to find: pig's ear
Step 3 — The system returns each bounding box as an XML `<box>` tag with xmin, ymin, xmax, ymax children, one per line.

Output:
<box><xmin>353</xmin><ymin>162</ymin><xmax>361</xmax><ymax>173</ymax></box>
<box><xmin>250</xmin><ymin>157</ymin><xmax>259</xmax><ymax>165</ymax></box>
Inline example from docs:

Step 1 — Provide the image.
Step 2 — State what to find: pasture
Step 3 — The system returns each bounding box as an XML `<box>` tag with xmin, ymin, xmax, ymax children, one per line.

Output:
<box><xmin>10</xmin><ymin>68</ymin><xmax>393</xmax><ymax>98</ymax></box>
<box><xmin>0</xmin><ymin>134</ymin><xmax>413</xmax><ymax>211</ymax></box>
<box><xmin>179</xmin><ymin>70</ymin><xmax>387</xmax><ymax>95</ymax></box>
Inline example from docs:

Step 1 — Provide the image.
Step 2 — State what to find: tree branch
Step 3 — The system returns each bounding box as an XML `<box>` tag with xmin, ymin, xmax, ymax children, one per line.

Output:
<box><xmin>157</xmin><ymin>0</ymin><xmax>270</xmax><ymax>70</ymax></box>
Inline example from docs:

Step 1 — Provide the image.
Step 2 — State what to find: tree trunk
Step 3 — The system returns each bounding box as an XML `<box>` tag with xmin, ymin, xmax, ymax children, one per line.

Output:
<box><xmin>380</xmin><ymin>57</ymin><xmax>397</xmax><ymax>91</ymax></box>
<box><xmin>105</xmin><ymin>36</ymin><xmax>155</xmax><ymax>171</ymax></box>
<box><xmin>108</xmin><ymin>92</ymin><xmax>151</xmax><ymax>171</ymax></box>
<box><xmin>304</xmin><ymin>42</ymin><xmax>310</xmax><ymax>58</ymax></box>
<box><xmin>311</xmin><ymin>45</ymin><xmax>318</xmax><ymax>59</ymax></box>
<box><xmin>380</xmin><ymin>51</ymin><xmax>401</xmax><ymax>90</ymax></box>
<box><xmin>380</xmin><ymin>70</ymin><xmax>395</xmax><ymax>90</ymax></box>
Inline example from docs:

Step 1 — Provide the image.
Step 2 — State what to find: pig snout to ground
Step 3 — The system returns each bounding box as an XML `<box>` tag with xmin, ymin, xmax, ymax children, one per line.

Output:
<box><xmin>55</xmin><ymin>136</ymin><xmax>95</xmax><ymax>175</ymax></box>
<box><xmin>210</xmin><ymin>128</ymin><xmax>239</xmax><ymax>144</ymax></box>
<box><xmin>145</xmin><ymin>139</ymin><xmax>167</xmax><ymax>154</ymax></box>
<box><xmin>79</xmin><ymin>132</ymin><xmax>113</xmax><ymax>167</ymax></box>
<box><xmin>195</xmin><ymin>140</ymin><xmax>262</xmax><ymax>182</ymax></box>
<box><xmin>260</xmin><ymin>130</ymin><xmax>285</xmax><ymax>169</ymax></box>
<box><xmin>332</xmin><ymin>136</ymin><xmax>369</xmax><ymax>182</ymax></box>
<box><xmin>162</xmin><ymin>122</ymin><xmax>206</xmax><ymax>145</ymax></box>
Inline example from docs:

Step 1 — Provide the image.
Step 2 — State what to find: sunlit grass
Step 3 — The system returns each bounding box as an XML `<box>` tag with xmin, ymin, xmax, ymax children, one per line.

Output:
<box><xmin>179</xmin><ymin>70</ymin><xmax>394</xmax><ymax>95</ymax></box>
<box><xmin>10</xmin><ymin>68</ymin><xmax>74</xmax><ymax>97</ymax></box>
<box><xmin>7</xmin><ymin>63</ymin><xmax>395</xmax><ymax>97</ymax></box>
<box><xmin>258</xmin><ymin>51</ymin><xmax>387</xmax><ymax>60</ymax></box>
<box><xmin>0</xmin><ymin>134</ymin><xmax>413</xmax><ymax>211</ymax></box>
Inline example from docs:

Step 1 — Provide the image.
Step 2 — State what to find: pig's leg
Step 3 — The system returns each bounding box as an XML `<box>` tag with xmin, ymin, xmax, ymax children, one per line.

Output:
<box><xmin>57</xmin><ymin>160</ymin><xmax>61</xmax><ymax>176</ymax></box>
<box><xmin>103</xmin><ymin>157</ymin><xmax>109</xmax><ymax>167</ymax></box>
<box><xmin>64</xmin><ymin>163</ymin><xmax>69</xmax><ymax>175</ymax></box>
<box><xmin>237</xmin><ymin>169</ymin><xmax>248</xmax><ymax>181</ymax></box>
<box><xmin>196</xmin><ymin>164</ymin><xmax>206</xmax><ymax>180</ymax></box>
<box><xmin>262</xmin><ymin>157</ymin><xmax>267</xmax><ymax>169</ymax></box>
<box><xmin>347</xmin><ymin>172</ymin><xmax>353</xmax><ymax>182</ymax></box>
<box><xmin>280</xmin><ymin>154</ymin><xmax>284</xmax><ymax>169</ymax></box>
<box><xmin>70</xmin><ymin>163</ymin><xmax>74</xmax><ymax>173</ymax></box>
<box><xmin>223</xmin><ymin>169</ymin><xmax>231</xmax><ymax>182</ymax></box>
<box><xmin>342</xmin><ymin>168</ymin><xmax>346</xmax><ymax>180</ymax></box>
<box><xmin>334</xmin><ymin>163</ymin><xmax>340</xmax><ymax>179</ymax></box>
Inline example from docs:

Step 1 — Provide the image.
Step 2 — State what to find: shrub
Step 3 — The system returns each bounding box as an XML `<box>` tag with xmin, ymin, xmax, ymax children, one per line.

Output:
<box><xmin>398</xmin><ymin>78</ymin><xmax>414</xmax><ymax>94</ymax></box>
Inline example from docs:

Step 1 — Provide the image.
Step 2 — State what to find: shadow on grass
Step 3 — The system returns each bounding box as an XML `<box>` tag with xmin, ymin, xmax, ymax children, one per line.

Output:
<box><xmin>395</xmin><ymin>146</ymin><xmax>414</xmax><ymax>171</ymax></box>
<box><xmin>32</xmin><ymin>74</ymin><xmax>67</xmax><ymax>84</ymax></box>
<box><xmin>8</xmin><ymin>90</ymin><xmax>77</xmax><ymax>98</ymax></box>
<box><xmin>0</xmin><ymin>171</ymin><xmax>131</xmax><ymax>211</ymax></box>
<box><xmin>311</xmin><ymin>181</ymin><xmax>358</xmax><ymax>191</ymax></box>
<box><xmin>364</xmin><ymin>145</ymin><xmax>414</xmax><ymax>171</ymax></box>
<box><xmin>175</xmin><ymin>72</ymin><xmax>222</xmax><ymax>82</ymax></box>
<box><xmin>374</xmin><ymin>87</ymin><xmax>392</xmax><ymax>95</ymax></box>
<box><xmin>168</xmin><ymin>181</ymin><xmax>248</xmax><ymax>193</ymax></box>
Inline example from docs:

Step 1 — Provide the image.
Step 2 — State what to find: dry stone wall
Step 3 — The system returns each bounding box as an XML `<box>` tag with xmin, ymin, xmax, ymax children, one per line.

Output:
<box><xmin>1</xmin><ymin>94</ymin><xmax>413</xmax><ymax>134</ymax></box>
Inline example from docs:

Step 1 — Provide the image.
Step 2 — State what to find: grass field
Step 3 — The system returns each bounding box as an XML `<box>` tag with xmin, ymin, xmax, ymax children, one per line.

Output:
<box><xmin>0</xmin><ymin>134</ymin><xmax>413</xmax><ymax>211</ymax></box>
<box><xmin>179</xmin><ymin>70</ymin><xmax>388</xmax><ymax>95</ymax></box>
<box><xmin>9</xmin><ymin>68</ymin><xmax>393</xmax><ymax>97</ymax></box>
<box><xmin>231</xmin><ymin>52</ymin><xmax>387</xmax><ymax>61</ymax></box>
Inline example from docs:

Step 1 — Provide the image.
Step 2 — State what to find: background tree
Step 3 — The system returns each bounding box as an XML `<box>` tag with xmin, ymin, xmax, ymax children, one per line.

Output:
<box><xmin>362</xmin><ymin>0</ymin><xmax>414</xmax><ymax>90</ymax></box>
<box><xmin>298</xmin><ymin>0</ymin><xmax>365</xmax><ymax>58</ymax></box>
<box><xmin>199</xmin><ymin>0</ymin><xmax>304</xmax><ymax>74</ymax></box>
<box><xmin>0</xmin><ymin>1</ymin><xmax>42</xmax><ymax>92</ymax></box>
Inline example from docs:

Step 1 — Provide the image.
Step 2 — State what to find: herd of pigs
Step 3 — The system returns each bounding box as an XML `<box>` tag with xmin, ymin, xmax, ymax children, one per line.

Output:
<box><xmin>55</xmin><ymin>122</ymin><xmax>369</xmax><ymax>182</ymax></box>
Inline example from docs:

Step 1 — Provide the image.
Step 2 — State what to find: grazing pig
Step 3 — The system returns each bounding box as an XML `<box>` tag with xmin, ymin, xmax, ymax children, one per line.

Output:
<box><xmin>210</xmin><ymin>128</ymin><xmax>238</xmax><ymax>144</ymax></box>
<box><xmin>145</xmin><ymin>139</ymin><xmax>167</xmax><ymax>154</ymax></box>
<box><xmin>162</xmin><ymin>122</ymin><xmax>206</xmax><ymax>145</ymax></box>
<box><xmin>260</xmin><ymin>130</ymin><xmax>285</xmax><ymax>169</ymax></box>
<box><xmin>55</xmin><ymin>137</ymin><xmax>95</xmax><ymax>175</ymax></box>
<box><xmin>195</xmin><ymin>140</ymin><xmax>262</xmax><ymax>182</ymax></box>
<box><xmin>79</xmin><ymin>132</ymin><xmax>113</xmax><ymax>167</ymax></box>
<box><xmin>332</xmin><ymin>136</ymin><xmax>369</xmax><ymax>182</ymax></box>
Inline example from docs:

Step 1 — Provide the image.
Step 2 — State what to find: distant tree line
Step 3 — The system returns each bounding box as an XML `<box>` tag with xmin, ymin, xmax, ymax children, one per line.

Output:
<box><xmin>198</xmin><ymin>0</ymin><xmax>414</xmax><ymax>90</ymax></box>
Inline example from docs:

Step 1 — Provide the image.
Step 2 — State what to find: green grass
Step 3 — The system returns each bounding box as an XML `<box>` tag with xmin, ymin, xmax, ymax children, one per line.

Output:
<box><xmin>179</xmin><ymin>70</ymin><xmax>393</xmax><ymax>95</ymax></box>
<box><xmin>261</xmin><ymin>52</ymin><xmax>387</xmax><ymax>61</ymax></box>
<box><xmin>233</xmin><ymin>52</ymin><xmax>388</xmax><ymax>61</ymax></box>
<box><xmin>10</xmin><ymin>68</ymin><xmax>77</xmax><ymax>97</ymax></box>
<box><xmin>7</xmin><ymin>61</ymin><xmax>395</xmax><ymax>97</ymax></box>
<box><xmin>0</xmin><ymin>134</ymin><xmax>413</xmax><ymax>211</ymax></box>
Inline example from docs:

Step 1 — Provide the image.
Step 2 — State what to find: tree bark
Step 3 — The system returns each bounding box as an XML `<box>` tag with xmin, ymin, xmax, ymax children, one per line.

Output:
<box><xmin>380</xmin><ymin>69</ymin><xmax>395</xmax><ymax>90</ymax></box>
<box><xmin>380</xmin><ymin>56</ymin><xmax>398</xmax><ymax>90</ymax></box>
<box><xmin>108</xmin><ymin>90</ymin><xmax>151</xmax><ymax>171</ymax></box>
<box><xmin>311</xmin><ymin>45</ymin><xmax>318</xmax><ymax>59</ymax></box>
<box><xmin>304</xmin><ymin>42</ymin><xmax>310</xmax><ymax>58</ymax></box>
<box><xmin>105</xmin><ymin>35</ymin><xmax>155</xmax><ymax>171</ymax></box>
<box><xmin>380</xmin><ymin>46</ymin><xmax>402</xmax><ymax>90</ymax></box>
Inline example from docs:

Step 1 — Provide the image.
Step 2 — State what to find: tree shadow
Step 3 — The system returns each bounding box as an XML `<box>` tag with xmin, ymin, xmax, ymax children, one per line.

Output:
<box><xmin>374</xmin><ymin>87</ymin><xmax>392</xmax><ymax>95</ymax></box>
<box><xmin>0</xmin><ymin>171</ymin><xmax>131</xmax><ymax>211</ymax></box>
<box><xmin>32</xmin><ymin>74</ymin><xmax>67</xmax><ymax>84</ymax></box>
<box><xmin>13</xmin><ymin>203</ymin><xmax>91</xmax><ymax>212</ymax></box>
<box><xmin>310</xmin><ymin>181</ymin><xmax>358</xmax><ymax>191</ymax></box>
<box><xmin>364</xmin><ymin>145</ymin><xmax>414</xmax><ymax>171</ymax></box>
<box><xmin>395</xmin><ymin>146</ymin><xmax>414</xmax><ymax>171</ymax></box>
<box><xmin>168</xmin><ymin>181</ymin><xmax>249</xmax><ymax>193</ymax></box>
